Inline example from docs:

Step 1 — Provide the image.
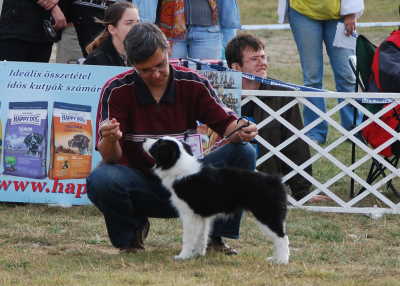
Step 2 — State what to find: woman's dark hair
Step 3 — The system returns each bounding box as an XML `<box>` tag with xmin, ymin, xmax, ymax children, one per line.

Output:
<box><xmin>225</xmin><ymin>33</ymin><xmax>265</xmax><ymax>68</ymax></box>
<box><xmin>85</xmin><ymin>1</ymin><xmax>136</xmax><ymax>54</ymax></box>
<box><xmin>124</xmin><ymin>23</ymin><xmax>169</xmax><ymax>65</ymax></box>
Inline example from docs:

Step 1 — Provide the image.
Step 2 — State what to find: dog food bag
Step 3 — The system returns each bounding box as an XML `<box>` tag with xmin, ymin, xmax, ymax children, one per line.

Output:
<box><xmin>49</xmin><ymin>102</ymin><xmax>93</xmax><ymax>180</ymax></box>
<box><xmin>3</xmin><ymin>102</ymin><xmax>48</xmax><ymax>179</ymax></box>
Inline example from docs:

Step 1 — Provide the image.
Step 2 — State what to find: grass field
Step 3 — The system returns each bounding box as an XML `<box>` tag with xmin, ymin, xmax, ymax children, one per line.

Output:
<box><xmin>2</xmin><ymin>1</ymin><xmax>400</xmax><ymax>285</ymax></box>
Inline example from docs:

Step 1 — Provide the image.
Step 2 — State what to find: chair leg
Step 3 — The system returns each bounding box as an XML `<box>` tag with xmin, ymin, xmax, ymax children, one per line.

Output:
<box><xmin>358</xmin><ymin>159</ymin><xmax>380</xmax><ymax>194</ymax></box>
<box><xmin>385</xmin><ymin>157</ymin><xmax>400</xmax><ymax>198</ymax></box>
<box><xmin>358</xmin><ymin>156</ymin><xmax>400</xmax><ymax>198</ymax></box>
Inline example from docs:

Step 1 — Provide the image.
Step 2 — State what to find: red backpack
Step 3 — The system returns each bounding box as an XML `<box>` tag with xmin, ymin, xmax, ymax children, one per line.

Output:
<box><xmin>362</xmin><ymin>104</ymin><xmax>400</xmax><ymax>157</ymax></box>
<box><xmin>371</xmin><ymin>30</ymin><xmax>400</xmax><ymax>92</ymax></box>
<box><xmin>361</xmin><ymin>30</ymin><xmax>400</xmax><ymax>157</ymax></box>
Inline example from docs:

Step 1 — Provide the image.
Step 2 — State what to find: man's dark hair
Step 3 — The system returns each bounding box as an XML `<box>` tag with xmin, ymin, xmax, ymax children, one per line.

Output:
<box><xmin>124</xmin><ymin>23</ymin><xmax>169</xmax><ymax>65</ymax></box>
<box><xmin>225</xmin><ymin>33</ymin><xmax>265</xmax><ymax>68</ymax></box>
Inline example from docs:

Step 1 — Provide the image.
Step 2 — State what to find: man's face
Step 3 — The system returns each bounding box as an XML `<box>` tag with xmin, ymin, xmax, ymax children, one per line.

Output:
<box><xmin>134</xmin><ymin>48</ymin><xmax>170</xmax><ymax>88</ymax></box>
<box><xmin>238</xmin><ymin>47</ymin><xmax>268</xmax><ymax>78</ymax></box>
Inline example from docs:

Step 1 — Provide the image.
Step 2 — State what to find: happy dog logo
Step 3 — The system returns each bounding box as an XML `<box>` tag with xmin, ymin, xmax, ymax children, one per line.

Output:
<box><xmin>60</xmin><ymin>113</ymin><xmax>86</xmax><ymax>124</ymax></box>
<box><xmin>11</xmin><ymin>113</ymin><xmax>41</xmax><ymax>125</ymax></box>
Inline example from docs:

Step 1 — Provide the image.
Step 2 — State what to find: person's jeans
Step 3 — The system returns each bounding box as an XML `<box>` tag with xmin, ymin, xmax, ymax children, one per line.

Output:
<box><xmin>288</xmin><ymin>8</ymin><xmax>361</xmax><ymax>143</ymax></box>
<box><xmin>86</xmin><ymin>142</ymin><xmax>256</xmax><ymax>249</ymax></box>
<box><xmin>170</xmin><ymin>25</ymin><xmax>223</xmax><ymax>60</ymax></box>
<box><xmin>221</xmin><ymin>28</ymin><xmax>237</xmax><ymax>59</ymax></box>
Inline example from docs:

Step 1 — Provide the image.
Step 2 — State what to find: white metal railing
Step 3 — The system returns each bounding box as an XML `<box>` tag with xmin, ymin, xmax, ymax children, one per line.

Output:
<box><xmin>242</xmin><ymin>22</ymin><xmax>400</xmax><ymax>31</ymax></box>
<box><xmin>241</xmin><ymin>90</ymin><xmax>400</xmax><ymax>217</ymax></box>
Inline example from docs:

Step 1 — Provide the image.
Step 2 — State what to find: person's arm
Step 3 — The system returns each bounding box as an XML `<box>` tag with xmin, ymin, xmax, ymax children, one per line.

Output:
<box><xmin>36</xmin><ymin>0</ymin><xmax>59</xmax><ymax>10</ymax></box>
<box><xmin>50</xmin><ymin>4</ymin><xmax>67</xmax><ymax>30</ymax></box>
<box><xmin>97</xmin><ymin>118</ymin><xmax>123</xmax><ymax>163</ymax></box>
<box><xmin>340</xmin><ymin>0</ymin><xmax>364</xmax><ymax>36</ymax></box>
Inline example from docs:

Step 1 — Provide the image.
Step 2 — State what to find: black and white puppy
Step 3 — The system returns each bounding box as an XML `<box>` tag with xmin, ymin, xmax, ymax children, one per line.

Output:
<box><xmin>143</xmin><ymin>136</ymin><xmax>289</xmax><ymax>264</ymax></box>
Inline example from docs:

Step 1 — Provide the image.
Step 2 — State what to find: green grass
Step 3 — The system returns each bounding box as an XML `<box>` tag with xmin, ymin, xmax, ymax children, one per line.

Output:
<box><xmin>3</xmin><ymin>1</ymin><xmax>400</xmax><ymax>285</ymax></box>
<box><xmin>1</xmin><ymin>204</ymin><xmax>400</xmax><ymax>286</ymax></box>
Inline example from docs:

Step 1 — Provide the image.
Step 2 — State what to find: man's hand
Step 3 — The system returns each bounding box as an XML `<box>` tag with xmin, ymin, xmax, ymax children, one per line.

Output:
<box><xmin>100</xmin><ymin>118</ymin><xmax>123</xmax><ymax>143</ymax></box>
<box><xmin>225</xmin><ymin>118</ymin><xmax>258</xmax><ymax>143</ymax></box>
<box><xmin>343</xmin><ymin>13</ymin><xmax>357</xmax><ymax>36</ymax></box>
<box><xmin>98</xmin><ymin>118</ymin><xmax>123</xmax><ymax>163</ymax></box>
<box><xmin>51</xmin><ymin>5</ymin><xmax>67</xmax><ymax>31</ymax></box>
<box><xmin>237</xmin><ymin>121</ymin><xmax>258</xmax><ymax>142</ymax></box>
<box><xmin>37</xmin><ymin>0</ymin><xmax>59</xmax><ymax>10</ymax></box>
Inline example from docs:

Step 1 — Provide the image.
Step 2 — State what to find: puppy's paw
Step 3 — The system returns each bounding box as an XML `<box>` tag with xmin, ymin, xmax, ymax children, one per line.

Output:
<box><xmin>174</xmin><ymin>254</ymin><xmax>193</xmax><ymax>260</ymax></box>
<box><xmin>267</xmin><ymin>256</ymin><xmax>289</xmax><ymax>265</ymax></box>
<box><xmin>174</xmin><ymin>251</ymin><xmax>200</xmax><ymax>260</ymax></box>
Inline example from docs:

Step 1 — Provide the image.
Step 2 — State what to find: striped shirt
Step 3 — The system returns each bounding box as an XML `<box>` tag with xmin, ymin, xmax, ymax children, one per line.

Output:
<box><xmin>96</xmin><ymin>64</ymin><xmax>236</xmax><ymax>173</ymax></box>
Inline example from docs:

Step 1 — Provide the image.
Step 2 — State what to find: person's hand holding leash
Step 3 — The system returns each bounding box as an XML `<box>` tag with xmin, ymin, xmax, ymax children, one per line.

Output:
<box><xmin>224</xmin><ymin>117</ymin><xmax>258</xmax><ymax>143</ymax></box>
<box><xmin>237</xmin><ymin>121</ymin><xmax>258</xmax><ymax>142</ymax></box>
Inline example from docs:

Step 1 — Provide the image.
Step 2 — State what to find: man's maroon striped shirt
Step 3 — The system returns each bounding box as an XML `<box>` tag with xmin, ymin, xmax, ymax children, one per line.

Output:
<box><xmin>96</xmin><ymin>64</ymin><xmax>237</xmax><ymax>173</ymax></box>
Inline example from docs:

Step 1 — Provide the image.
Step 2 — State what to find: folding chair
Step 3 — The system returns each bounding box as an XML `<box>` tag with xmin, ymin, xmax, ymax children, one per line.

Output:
<box><xmin>349</xmin><ymin>34</ymin><xmax>400</xmax><ymax>198</ymax></box>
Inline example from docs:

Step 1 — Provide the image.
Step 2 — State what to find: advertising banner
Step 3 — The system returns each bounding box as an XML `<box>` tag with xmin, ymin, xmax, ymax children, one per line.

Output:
<box><xmin>0</xmin><ymin>61</ymin><xmax>241</xmax><ymax>206</ymax></box>
<box><xmin>0</xmin><ymin>61</ymin><xmax>128</xmax><ymax>205</ymax></box>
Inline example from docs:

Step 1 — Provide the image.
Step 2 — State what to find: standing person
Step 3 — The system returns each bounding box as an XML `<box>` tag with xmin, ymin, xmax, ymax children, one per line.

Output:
<box><xmin>86</xmin><ymin>23</ymin><xmax>258</xmax><ymax>254</ymax></box>
<box><xmin>0</xmin><ymin>0</ymin><xmax>67</xmax><ymax>62</ymax></box>
<box><xmin>56</xmin><ymin>0</ymin><xmax>131</xmax><ymax>64</ymax></box>
<box><xmin>69</xmin><ymin>0</ymin><xmax>106</xmax><ymax>57</ymax></box>
<box><xmin>156</xmin><ymin>0</ymin><xmax>222</xmax><ymax>60</ymax></box>
<box><xmin>217</xmin><ymin>0</ymin><xmax>241</xmax><ymax>49</ymax></box>
<box><xmin>278</xmin><ymin>0</ymin><xmax>364</xmax><ymax>144</ymax></box>
<box><xmin>84</xmin><ymin>1</ymin><xmax>140</xmax><ymax>66</ymax></box>
<box><xmin>131</xmin><ymin>0</ymin><xmax>158</xmax><ymax>23</ymax></box>
<box><xmin>226</xmin><ymin>33</ymin><xmax>329</xmax><ymax>202</ymax></box>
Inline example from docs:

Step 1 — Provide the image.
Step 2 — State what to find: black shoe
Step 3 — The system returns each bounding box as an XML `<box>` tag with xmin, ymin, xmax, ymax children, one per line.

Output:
<box><xmin>120</xmin><ymin>219</ymin><xmax>150</xmax><ymax>253</ymax></box>
<box><xmin>140</xmin><ymin>219</ymin><xmax>150</xmax><ymax>243</ymax></box>
<box><xmin>207</xmin><ymin>237</ymin><xmax>238</xmax><ymax>255</ymax></box>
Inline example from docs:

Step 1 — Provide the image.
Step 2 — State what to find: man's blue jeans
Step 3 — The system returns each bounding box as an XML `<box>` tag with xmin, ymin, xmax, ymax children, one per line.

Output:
<box><xmin>170</xmin><ymin>25</ymin><xmax>223</xmax><ymax>60</ymax></box>
<box><xmin>289</xmin><ymin>8</ymin><xmax>361</xmax><ymax>143</ymax></box>
<box><xmin>86</xmin><ymin>142</ymin><xmax>256</xmax><ymax>249</ymax></box>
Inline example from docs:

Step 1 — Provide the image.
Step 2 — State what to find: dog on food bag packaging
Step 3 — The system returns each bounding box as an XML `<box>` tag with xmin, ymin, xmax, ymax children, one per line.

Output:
<box><xmin>3</xmin><ymin>102</ymin><xmax>48</xmax><ymax>179</ymax></box>
<box><xmin>49</xmin><ymin>102</ymin><xmax>93</xmax><ymax>180</ymax></box>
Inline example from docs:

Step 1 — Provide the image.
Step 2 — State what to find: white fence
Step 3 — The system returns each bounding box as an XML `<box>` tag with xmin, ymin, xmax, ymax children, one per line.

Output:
<box><xmin>242</xmin><ymin>90</ymin><xmax>400</xmax><ymax>217</ymax></box>
<box><xmin>242</xmin><ymin>22</ymin><xmax>400</xmax><ymax>31</ymax></box>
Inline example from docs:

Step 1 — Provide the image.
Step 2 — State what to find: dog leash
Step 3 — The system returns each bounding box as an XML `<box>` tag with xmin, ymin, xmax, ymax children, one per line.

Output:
<box><xmin>223</xmin><ymin>117</ymin><xmax>250</xmax><ymax>140</ymax></box>
<box><xmin>184</xmin><ymin>58</ymin><xmax>327</xmax><ymax>92</ymax></box>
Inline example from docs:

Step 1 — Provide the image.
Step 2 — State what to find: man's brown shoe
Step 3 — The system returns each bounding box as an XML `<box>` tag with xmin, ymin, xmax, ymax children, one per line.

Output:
<box><xmin>207</xmin><ymin>237</ymin><xmax>238</xmax><ymax>255</ymax></box>
<box><xmin>120</xmin><ymin>219</ymin><xmax>150</xmax><ymax>253</ymax></box>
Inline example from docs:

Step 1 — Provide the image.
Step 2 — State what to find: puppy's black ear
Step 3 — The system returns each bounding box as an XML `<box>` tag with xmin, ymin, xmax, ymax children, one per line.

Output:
<box><xmin>182</xmin><ymin>142</ymin><xmax>193</xmax><ymax>156</ymax></box>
